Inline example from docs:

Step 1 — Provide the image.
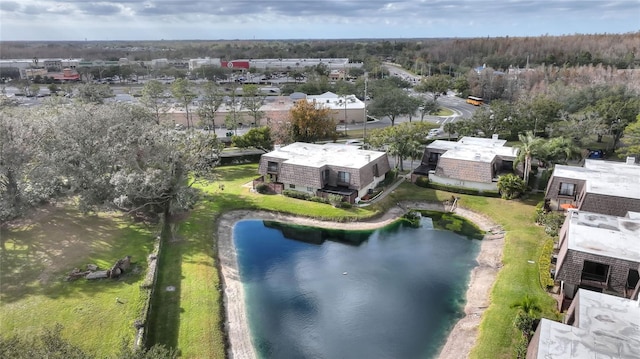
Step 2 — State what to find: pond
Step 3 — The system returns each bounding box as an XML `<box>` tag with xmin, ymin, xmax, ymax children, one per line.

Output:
<box><xmin>233</xmin><ymin>217</ymin><xmax>481</xmax><ymax>359</ymax></box>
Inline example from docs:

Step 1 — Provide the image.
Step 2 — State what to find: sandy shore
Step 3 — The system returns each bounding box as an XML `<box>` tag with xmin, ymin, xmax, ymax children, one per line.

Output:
<box><xmin>217</xmin><ymin>202</ymin><xmax>503</xmax><ymax>359</ymax></box>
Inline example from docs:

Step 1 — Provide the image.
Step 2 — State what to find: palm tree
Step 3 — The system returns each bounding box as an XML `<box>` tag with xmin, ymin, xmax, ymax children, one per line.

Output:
<box><xmin>543</xmin><ymin>136</ymin><xmax>582</xmax><ymax>166</ymax></box>
<box><xmin>511</xmin><ymin>294</ymin><xmax>542</xmax><ymax>317</ymax></box>
<box><xmin>514</xmin><ymin>131</ymin><xmax>546</xmax><ymax>182</ymax></box>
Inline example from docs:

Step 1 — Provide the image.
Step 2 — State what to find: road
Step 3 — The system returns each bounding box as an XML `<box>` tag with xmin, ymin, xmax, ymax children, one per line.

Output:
<box><xmin>381</xmin><ymin>63</ymin><xmax>478</xmax><ymax>129</ymax></box>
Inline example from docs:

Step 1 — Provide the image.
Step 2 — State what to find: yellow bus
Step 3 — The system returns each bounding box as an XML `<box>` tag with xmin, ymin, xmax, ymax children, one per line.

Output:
<box><xmin>466</xmin><ymin>96</ymin><xmax>483</xmax><ymax>106</ymax></box>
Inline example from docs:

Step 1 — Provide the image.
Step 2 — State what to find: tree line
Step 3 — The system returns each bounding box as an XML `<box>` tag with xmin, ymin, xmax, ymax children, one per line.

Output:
<box><xmin>2</xmin><ymin>33</ymin><xmax>638</xmax><ymax>71</ymax></box>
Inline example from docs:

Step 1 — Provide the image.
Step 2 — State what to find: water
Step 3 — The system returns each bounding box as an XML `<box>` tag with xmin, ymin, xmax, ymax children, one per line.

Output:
<box><xmin>233</xmin><ymin>218</ymin><xmax>481</xmax><ymax>359</ymax></box>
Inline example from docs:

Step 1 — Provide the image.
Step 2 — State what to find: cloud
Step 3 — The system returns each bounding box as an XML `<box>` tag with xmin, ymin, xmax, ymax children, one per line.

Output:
<box><xmin>1</xmin><ymin>0</ymin><xmax>638</xmax><ymax>40</ymax></box>
<box><xmin>76</xmin><ymin>2</ymin><xmax>123</xmax><ymax>16</ymax></box>
<box><xmin>0</xmin><ymin>0</ymin><xmax>20</xmax><ymax>12</ymax></box>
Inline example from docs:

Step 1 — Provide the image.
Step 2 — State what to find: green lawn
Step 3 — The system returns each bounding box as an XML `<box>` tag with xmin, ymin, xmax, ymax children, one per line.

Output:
<box><xmin>2</xmin><ymin>163</ymin><xmax>557</xmax><ymax>359</ymax></box>
<box><xmin>0</xmin><ymin>205</ymin><xmax>155</xmax><ymax>358</ymax></box>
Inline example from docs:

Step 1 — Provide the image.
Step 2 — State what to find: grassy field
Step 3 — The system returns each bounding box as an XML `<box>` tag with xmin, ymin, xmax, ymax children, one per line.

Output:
<box><xmin>0</xmin><ymin>204</ymin><xmax>155</xmax><ymax>358</ymax></box>
<box><xmin>147</xmin><ymin>163</ymin><xmax>557</xmax><ymax>358</ymax></box>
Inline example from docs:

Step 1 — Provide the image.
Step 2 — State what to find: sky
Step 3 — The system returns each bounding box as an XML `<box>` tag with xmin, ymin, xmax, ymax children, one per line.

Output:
<box><xmin>0</xmin><ymin>0</ymin><xmax>639</xmax><ymax>41</ymax></box>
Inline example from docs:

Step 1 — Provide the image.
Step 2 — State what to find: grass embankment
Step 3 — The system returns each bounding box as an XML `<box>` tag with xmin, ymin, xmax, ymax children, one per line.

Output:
<box><xmin>149</xmin><ymin>163</ymin><xmax>556</xmax><ymax>358</ymax></box>
<box><xmin>0</xmin><ymin>205</ymin><xmax>154</xmax><ymax>358</ymax></box>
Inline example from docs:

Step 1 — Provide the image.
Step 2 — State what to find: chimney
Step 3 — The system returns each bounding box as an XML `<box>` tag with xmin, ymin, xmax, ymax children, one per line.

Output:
<box><xmin>626</xmin><ymin>156</ymin><xmax>636</xmax><ymax>165</ymax></box>
<box><xmin>274</xmin><ymin>144</ymin><xmax>282</xmax><ymax>151</ymax></box>
<box><xmin>365</xmin><ymin>154</ymin><xmax>371</xmax><ymax>163</ymax></box>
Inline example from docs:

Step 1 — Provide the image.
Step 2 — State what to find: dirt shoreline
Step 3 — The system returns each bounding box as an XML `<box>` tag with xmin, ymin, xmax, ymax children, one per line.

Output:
<box><xmin>217</xmin><ymin>202</ymin><xmax>503</xmax><ymax>359</ymax></box>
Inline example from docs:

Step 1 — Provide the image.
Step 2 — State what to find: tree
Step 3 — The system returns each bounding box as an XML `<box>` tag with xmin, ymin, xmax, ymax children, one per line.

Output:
<box><xmin>76</xmin><ymin>83</ymin><xmax>114</xmax><ymax>104</ymax></box>
<box><xmin>514</xmin><ymin>131</ymin><xmax>546</xmax><ymax>182</ymax></box>
<box><xmin>590</xmin><ymin>86</ymin><xmax>640</xmax><ymax>150</ymax></box>
<box><xmin>289</xmin><ymin>99</ymin><xmax>337</xmax><ymax>143</ymax></box>
<box><xmin>418</xmin><ymin>99</ymin><xmax>439</xmax><ymax>121</ymax></box>
<box><xmin>28</xmin><ymin>84</ymin><xmax>40</xmax><ymax>97</ymax></box>
<box><xmin>451</xmin><ymin>76</ymin><xmax>469</xmax><ymax>95</ymax></box>
<box><xmin>541</xmin><ymin>136</ymin><xmax>581</xmax><ymax>166</ymax></box>
<box><xmin>0</xmin><ymin>108</ymin><xmax>58</xmax><ymax>225</ymax></box>
<box><xmin>231</xmin><ymin>127</ymin><xmax>273</xmax><ymax>153</ymax></box>
<box><xmin>171</xmin><ymin>78</ymin><xmax>196</xmax><ymax>129</ymax></box>
<box><xmin>139</xmin><ymin>80</ymin><xmax>168</xmax><ymax>125</ymax></box>
<box><xmin>224</xmin><ymin>87</ymin><xmax>242</xmax><ymax>135</ymax></box>
<box><xmin>616</xmin><ymin>114</ymin><xmax>640</xmax><ymax>160</ymax></box>
<box><xmin>241</xmin><ymin>84</ymin><xmax>265</xmax><ymax>126</ymax></box>
<box><xmin>511</xmin><ymin>295</ymin><xmax>542</xmax><ymax>341</ymax></box>
<box><xmin>443</xmin><ymin>121</ymin><xmax>459</xmax><ymax>141</ymax></box>
<box><xmin>110</xmin><ymin>129</ymin><xmax>222</xmax><ymax>231</ymax></box>
<box><xmin>367</xmin><ymin>87</ymin><xmax>419</xmax><ymax>126</ymax></box>
<box><xmin>368</xmin><ymin>122</ymin><xmax>431</xmax><ymax>171</ymax></box>
<box><xmin>497</xmin><ymin>174</ymin><xmax>527</xmax><ymax>199</ymax></box>
<box><xmin>416</xmin><ymin>74</ymin><xmax>450</xmax><ymax>101</ymax></box>
<box><xmin>47</xmin><ymin>83</ymin><xmax>59</xmax><ymax>95</ymax></box>
<box><xmin>551</xmin><ymin>111</ymin><xmax>608</xmax><ymax>146</ymax></box>
<box><xmin>197</xmin><ymin>81</ymin><xmax>225</xmax><ymax>130</ymax></box>
<box><xmin>515</xmin><ymin>94</ymin><xmax>562</xmax><ymax>136</ymax></box>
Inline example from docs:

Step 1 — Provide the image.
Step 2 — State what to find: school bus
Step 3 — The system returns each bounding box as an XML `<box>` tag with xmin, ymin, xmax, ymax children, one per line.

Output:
<box><xmin>466</xmin><ymin>96</ymin><xmax>483</xmax><ymax>106</ymax></box>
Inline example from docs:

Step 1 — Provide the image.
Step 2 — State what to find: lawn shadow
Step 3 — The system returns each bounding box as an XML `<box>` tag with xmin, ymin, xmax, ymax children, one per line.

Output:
<box><xmin>0</xmin><ymin>204</ymin><xmax>154</xmax><ymax>303</ymax></box>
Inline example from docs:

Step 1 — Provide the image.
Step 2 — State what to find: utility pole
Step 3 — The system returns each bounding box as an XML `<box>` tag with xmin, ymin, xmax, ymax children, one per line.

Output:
<box><xmin>344</xmin><ymin>95</ymin><xmax>348</xmax><ymax>135</ymax></box>
<box><xmin>364</xmin><ymin>72</ymin><xmax>368</xmax><ymax>142</ymax></box>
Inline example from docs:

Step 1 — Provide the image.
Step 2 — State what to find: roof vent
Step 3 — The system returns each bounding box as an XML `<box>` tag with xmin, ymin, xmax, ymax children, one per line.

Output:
<box><xmin>626</xmin><ymin>156</ymin><xmax>636</xmax><ymax>165</ymax></box>
<box><xmin>474</xmin><ymin>153</ymin><xmax>481</xmax><ymax>159</ymax></box>
<box><xmin>492</xmin><ymin>134</ymin><xmax>499</xmax><ymax>140</ymax></box>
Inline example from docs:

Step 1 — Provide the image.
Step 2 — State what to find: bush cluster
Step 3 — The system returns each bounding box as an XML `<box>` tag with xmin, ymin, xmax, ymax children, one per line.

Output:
<box><xmin>281</xmin><ymin>190</ymin><xmax>351</xmax><ymax>208</ymax></box>
<box><xmin>539</xmin><ymin>238</ymin><xmax>556</xmax><ymax>288</ymax></box>
<box><xmin>379</xmin><ymin>169</ymin><xmax>398</xmax><ymax>187</ymax></box>
<box><xmin>419</xmin><ymin>180</ymin><xmax>501</xmax><ymax>198</ymax></box>
<box><xmin>282</xmin><ymin>189</ymin><xmax>311</xmax><ymax>200</ymax></box>
<box><xmin>255</xmin><ymin>184</ymin><xmax>270</xmax><ymax>194</ymax></box>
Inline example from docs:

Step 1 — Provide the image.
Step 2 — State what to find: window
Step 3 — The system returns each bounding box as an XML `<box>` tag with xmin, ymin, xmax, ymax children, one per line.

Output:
<box><xmin>307</xmin><ymin>187</ymin><xmax>314</xmax><ymax>192</ymax></box>
<box><xmin>337</xmin><ymin>171</ymin><xmax>350</xmax><ymax>184</ymax></box>
<box><xmin>559</xmin><ymin>182</ymin><xmax>575</xmax><ymax>196</ymax></box>
<box><xmin>627</xmin><ymin>269</ymin><xmax>639</xmax><ymax>290</ymax></box>
<box><xmin>267</xmin><ymin>161</ymin><xmax>278</xmax><ymax>172</ymax></box>
<box><xmin>373</xmin><ymin>164</ymin><xmax>379</xmax><ymax>177</ymax></box>
<box><xmin>322</xmin><ymin>169</ymin><xmax>330</xmax><ymax>184</ymax></box>
<box><xmin>581</xmin><ymin>260</ymin><xmax>609</xmax><ymax>283</ymax></box>
<box><xmin>289</xmin><ymin>184</ymin><xmax>295</xmax><ymax>189</ymax></box>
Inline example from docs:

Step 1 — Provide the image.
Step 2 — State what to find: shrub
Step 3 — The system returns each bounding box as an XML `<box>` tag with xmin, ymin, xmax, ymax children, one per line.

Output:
<box><xmin>402</xmin><ymin>211</ymin><xmax>422</xmax><ymax>227</ymax></box>
<box><xmin>534</xmin><ymin>201</ymin><xmax>546</xmax><ymax>224</ymax></box>
<box><xmin>540</xmin><ymin>211</ymin><xmax>565</xmax><ymax>237</ymax></box>
<box><xmin>337</xmin><ymin>201</ymin><xmax>352</xmax><ymax>209</ymax></box>
<box><xmin>327</xmin><ymin>194</ymin><xmax>344</xmax><ymax>207</ymax></box>
<box><xmin>414</xmin><ymin>176</ymin><xmax>429</xmax><ymax>188</ymax></box>
<box><xmin>539</xmin><ymin>238</ymin><xmax>555</xmax><ymax>288</ymax></box>
<box><xmin>255</xmin><ymin>184</ymin><xmax>270</xmax><ymax>194</ymax></box>
<box><xmin>538</xmin><ymin>168</ymin><xmax>553</xmax><ymax>191</ymax></box>
<box><xmin>380</xmin><ymin>169</ymin><xmax>398</xmax><ymax>187</ymax></box>
<box><xmin>309</xmin><ymin>196</ymin><xmax>328</xmax><ymax>203</ymax></box>
<box><xmin>423</xmin><ymin>181</ymin><xmax>501</xmax><ymax>198</ymax></box>
<box><xmin>497</xmin><ymin>173</ymin><xmax>527</xmax><ymax>199</ymax></box>
<box><xmin>282</xmin><ymin>189</ymin><xmax>311</xmax><ymax>200</ymax></box>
